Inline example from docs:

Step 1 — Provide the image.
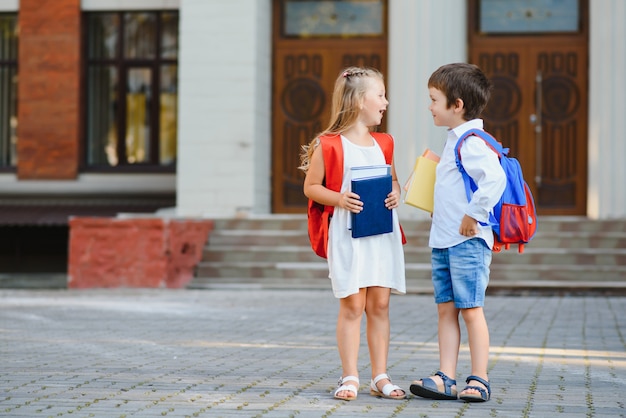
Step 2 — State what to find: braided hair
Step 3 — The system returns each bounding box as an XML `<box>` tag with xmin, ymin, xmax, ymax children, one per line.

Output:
<box><xmin>299</xmin><ymin>66</ymin><xmax>384</xmax><ymax>172</ymax></box>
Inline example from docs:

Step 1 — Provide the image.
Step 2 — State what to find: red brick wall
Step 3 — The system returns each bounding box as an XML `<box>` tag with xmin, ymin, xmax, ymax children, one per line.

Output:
<box><xmin>68</xmin><ymin>218</ymin><xmax>214</xmax><ymax>288</ymax></box>
<box><xmin>17</xmin><ymin>0</ymin><xmax>81</xmax><ymax>179</ymax></box>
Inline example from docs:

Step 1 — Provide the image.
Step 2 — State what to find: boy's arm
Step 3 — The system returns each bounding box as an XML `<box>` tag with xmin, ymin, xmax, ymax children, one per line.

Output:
<box><xmin>459</xmin><ymin>137</ymin><xmax>506</xmax><ymax>223</ymax></box>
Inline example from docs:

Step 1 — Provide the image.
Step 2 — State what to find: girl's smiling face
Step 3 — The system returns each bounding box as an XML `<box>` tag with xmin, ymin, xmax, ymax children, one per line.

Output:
<box><xmin>359</xmin><ymin>77</ymin><xmax>388</xmax><ymax>127</ymax></box>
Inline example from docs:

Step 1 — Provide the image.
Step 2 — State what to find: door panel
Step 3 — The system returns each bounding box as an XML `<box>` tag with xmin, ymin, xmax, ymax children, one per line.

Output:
<box><xmin>469</xmin><ymin>1</ymin><xmax>588</xmax><ymax>215</ymax></box>
<box><xmin>533</xmin><ymin>46</ymin><xmax>587</xmax><ymax>210</ymax></box>
<box><xmin>272</xmin><ymin>45</ymin><xmax>386</xmax><ymax>212</ymax></box>
<box><xmin>272</xmin><ymin>1</ymin><xmax>387</xmax><ymax>214</ymax></box>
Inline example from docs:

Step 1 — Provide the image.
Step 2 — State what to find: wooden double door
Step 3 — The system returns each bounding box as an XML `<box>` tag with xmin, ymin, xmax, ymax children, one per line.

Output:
<box><xmin>469</xmin><ymin>0</ymin><xmax>589</xmax><ymax>215</ymax></box>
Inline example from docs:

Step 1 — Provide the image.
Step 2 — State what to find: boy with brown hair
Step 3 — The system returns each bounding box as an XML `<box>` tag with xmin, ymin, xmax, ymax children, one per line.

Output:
<box><xmin>410</xmin><ymin>63</ymin><xmax>506</xmax><ymax>402</ymax></box>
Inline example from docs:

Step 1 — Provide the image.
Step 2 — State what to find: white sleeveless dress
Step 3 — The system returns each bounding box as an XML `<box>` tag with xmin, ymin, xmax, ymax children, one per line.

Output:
<box><xmin>327</xmin><ymin>135</ymin><xmax>406</xmax><ymax>298</ymax></box>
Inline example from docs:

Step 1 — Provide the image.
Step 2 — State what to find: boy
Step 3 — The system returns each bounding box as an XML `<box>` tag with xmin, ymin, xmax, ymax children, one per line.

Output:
<box><xmin>409</xmin><ymin>63</ymin><xmax>506</xmax><ymax>402</ymax></box>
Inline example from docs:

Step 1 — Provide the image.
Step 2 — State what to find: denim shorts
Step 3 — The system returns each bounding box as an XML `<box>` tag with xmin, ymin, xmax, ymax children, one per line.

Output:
<box><xmin>431</xmin><ymin>238</ymin><xmax>492</xmax><ymax>308</ymax></box>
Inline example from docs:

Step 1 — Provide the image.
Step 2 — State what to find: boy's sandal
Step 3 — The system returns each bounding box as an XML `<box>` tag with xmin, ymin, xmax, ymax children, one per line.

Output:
<box><xmin>409</xmin><ymin>370</ymin><xmax>458</xmax><ymax>400</ymax></box>
<box><xmin>369</xmin><ymin>373</ymin><xmax>406</xmax><ymax>400</ymax></box>
<box><xmin>459</xmin><ymin>375</ymin><xmax>491</xmax><ymax>402</ymax></box>
<box><xmin>333</xmin><ymin>375</ymin><xmax>359</xmax><ymax>401</ymax></box>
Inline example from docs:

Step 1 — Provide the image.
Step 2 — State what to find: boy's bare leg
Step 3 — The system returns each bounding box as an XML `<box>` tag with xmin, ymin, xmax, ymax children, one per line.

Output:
<box><xmin>335</xmin><ymin>289</ymin><xmax>366</xmax><ymax>398</ymax></box>
<box><xmin>460</xmin><ymin>307</ymin><xmax>490</xmax><ymax>395</ymax></box>
<box><xmin>437</xmin><ymin>302</ymin><xmax>461</xmax><ymax>384</ymax></box>
<box><xmin>415</xmin><ymin>301</ymin><xmax>460</xmax><ymax>390</ymax></box>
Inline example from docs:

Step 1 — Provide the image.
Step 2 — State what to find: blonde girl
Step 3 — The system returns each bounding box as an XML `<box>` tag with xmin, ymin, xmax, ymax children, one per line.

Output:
<box><xmin>300</xmin><ymin>67</ymin><xmax>406</xmax><ymax>401</ymax></box>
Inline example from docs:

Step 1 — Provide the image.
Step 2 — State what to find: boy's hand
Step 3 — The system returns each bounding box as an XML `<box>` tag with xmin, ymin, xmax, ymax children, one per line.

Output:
<box><xmin>460</xmin><ymin>214</ymin><xmax>478</xmax><ymax>237</ymax></box>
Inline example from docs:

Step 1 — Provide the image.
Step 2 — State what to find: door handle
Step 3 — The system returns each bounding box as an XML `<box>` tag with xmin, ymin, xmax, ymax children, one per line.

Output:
<box><xmin>533</xmin><ymin>71</ymin><xmax>542</xmax><ymax>186</ymax></box>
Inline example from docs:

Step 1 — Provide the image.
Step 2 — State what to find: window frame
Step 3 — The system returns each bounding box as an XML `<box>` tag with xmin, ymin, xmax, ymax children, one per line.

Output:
<box><xmin>81</xmin><ymin>10</ymin><xmax>178</xmax><ymax>172</ymax></box>
<box><xmin>0</xmin><ymin>12</ymin><xmax>18</xmax><ymax>171</ymax></box>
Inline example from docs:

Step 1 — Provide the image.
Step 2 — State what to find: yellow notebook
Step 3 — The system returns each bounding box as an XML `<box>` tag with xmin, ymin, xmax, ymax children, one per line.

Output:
<box><xmin>404</xmin><ymin>149</ymin><xmax>440</xmax><ymax>213</ymax></box>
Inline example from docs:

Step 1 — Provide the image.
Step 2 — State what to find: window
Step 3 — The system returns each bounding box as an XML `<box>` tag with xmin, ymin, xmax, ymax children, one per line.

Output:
<box><xmin>0</xmin><ymin>14</ymin><xmax>18</xmax><ymax>169</ymax></box>
<box><xmin>283</xmin><ymin>0</ymin><xmax>385</xmax><ymax>37</ymax></box>
<box><xmin>85</xmin><ymin>11</ymin><xmax>178</xmax><ymax>169</ymax></box>
<box><xmin>479</xmin><ymin>0</ymin><xmax>580</xmax><ymax>34</ymax></box>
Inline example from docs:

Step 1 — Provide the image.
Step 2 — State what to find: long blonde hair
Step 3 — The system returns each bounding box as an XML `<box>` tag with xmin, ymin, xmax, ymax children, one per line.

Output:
<box><xmin>298</xmin><ymin>66</ymin><xmax>384</xmax><ymax>173</ymax></box>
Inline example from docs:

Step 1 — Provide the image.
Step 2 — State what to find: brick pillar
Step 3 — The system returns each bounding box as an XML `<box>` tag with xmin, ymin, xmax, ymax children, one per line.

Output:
<box><xmin>68</xmin><ymin>218</ymin><xmax>214</xmax><ymax>289</ymax></box>
<box><xmin>17</xmin><ymin>0</ymin><xmax>81</xmax><ymax>179</ymax></box>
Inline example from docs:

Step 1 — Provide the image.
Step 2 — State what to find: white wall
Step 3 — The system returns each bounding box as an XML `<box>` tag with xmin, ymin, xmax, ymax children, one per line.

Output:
<box><xmin>81</xmin><ymin>0</ymin><xmax>179</xmax><ymax>10</ymax></box>
<box><xmin>176</xmin><ymin>0</ymin><xmax>271</xmax><ymax>218</ymax></box>
<box><xmin>0</xmin><ymin>0</ymin><xmax>18</xmax><ymax>11</ymax></box>
<box><xmin>388</xmin><ymin>0</ymin><xmax>467</xmax><ymax>220</ymax></box>
<box><xmin>253</xmin><ymin>2</ymin><xmax>273</xmax><ymax>216</ymax></box>
<box><xmin>588</xmin><ymin>0</ymin><xmax>626</xmax><ymax>219</ymax></box>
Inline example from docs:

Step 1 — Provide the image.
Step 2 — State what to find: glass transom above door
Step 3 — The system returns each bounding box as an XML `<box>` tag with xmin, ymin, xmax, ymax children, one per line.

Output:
<box><xmin>480</xmin><ymin>0</ymin><xmax>580</xmax><ymax>34</ymax></box>
<box><xmin>283</xmin><ymin>0</ymin><xmax>384</xmax><ymax>37</ymax></box>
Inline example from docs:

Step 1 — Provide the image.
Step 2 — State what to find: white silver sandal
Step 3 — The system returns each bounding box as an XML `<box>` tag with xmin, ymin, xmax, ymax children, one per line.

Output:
<box><xmin>334</xmin><ymin>375</ymin><xmax>359</xmax><ymax>401</ymax></box>
<box><xmin>370</xmin><ymin>373</ymin><xmax>406</xmax><ymax>400</ymax></box>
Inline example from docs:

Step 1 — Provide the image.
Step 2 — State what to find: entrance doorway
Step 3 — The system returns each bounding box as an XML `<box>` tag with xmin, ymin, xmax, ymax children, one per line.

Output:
<box><xmin>469</xmin><ymin>0</ymin><xmax>589</xmax><ymax>215</ymax></box>
<box><xmin>271</xmin><ymin>0</ymin><xmax>388</xmax><ymax>213</ymax></box>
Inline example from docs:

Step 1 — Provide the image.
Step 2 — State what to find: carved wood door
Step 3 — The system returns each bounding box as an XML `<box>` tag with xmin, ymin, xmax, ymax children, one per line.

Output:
<box><xmin>469</xmin><ymin>0</ymin><xmax>588</xmax><ymax>215</ymax></box>
<box><xmin>272</xmin><ymin>0</ymin><xmax>387</xmax><ymax>213</ymax></box>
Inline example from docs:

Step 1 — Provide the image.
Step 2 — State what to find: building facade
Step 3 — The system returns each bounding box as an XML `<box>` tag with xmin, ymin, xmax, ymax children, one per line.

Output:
<box><xmin>176</xmin><ymin>0</ymin><xmax>626</xmax><ymax>221</ymax></box>
<box><xmin>0</xmin><ymin>0</ymin><xmax>624</xmax><ymax>273</ymax></box>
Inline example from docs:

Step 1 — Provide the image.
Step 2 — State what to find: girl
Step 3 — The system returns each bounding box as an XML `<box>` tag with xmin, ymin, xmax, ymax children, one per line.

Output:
<box><xmin>300</xmin><ymin>67</ymin><xmax>406</xmax><ymax>401</ymax></box>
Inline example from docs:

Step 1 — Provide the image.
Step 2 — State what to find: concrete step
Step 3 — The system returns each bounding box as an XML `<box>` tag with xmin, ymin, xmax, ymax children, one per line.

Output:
<box><xmin>195</xmin><ymin>260</ymin><xmax>626</xmax><ymax>281</ymax></box>
<box><xmin>201</xmin><ymin>244</ymin><xmax>626</xmax><ymax>266</ymax></box>
<box><xmin>191</xmin><ymin>216</ymin><xmax>626</xmax><ymax>294</ymax></box>
<box><xmin>205</xmin><ymin>229</ymin><xmax>626</xmax><ymax>249</ymax></box>
<box><xmin>206</xmin><ymin>216</ymin><xmax>626</xmax><ymax>249</ymax></box>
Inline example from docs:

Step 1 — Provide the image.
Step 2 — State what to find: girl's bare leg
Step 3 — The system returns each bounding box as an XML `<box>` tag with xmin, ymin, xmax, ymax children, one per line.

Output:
<box><xmin>365</xmin><ymin>287</ymin><xmax>403</xmax><ymax>397</ymax></box>
<box><xmin>335</xmin><ymin>289</ymin><xmax>366</xmax><ymax>398</ymax></box>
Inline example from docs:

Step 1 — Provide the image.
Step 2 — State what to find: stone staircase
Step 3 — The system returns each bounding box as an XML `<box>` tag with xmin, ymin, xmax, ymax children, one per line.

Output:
<box><xmin>189</xmin><ymin>215</ymin><xmax>626</xmax><ymax>295</ymax></box>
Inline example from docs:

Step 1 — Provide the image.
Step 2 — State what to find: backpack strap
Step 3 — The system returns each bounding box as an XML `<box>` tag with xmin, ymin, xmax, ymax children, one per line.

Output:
<box><xmin>316</xmin><ymin>132</ymin><xmax>405</xmax><ymax>249</ymax></box>
<box><xmin>319</xmin><ymin>135</ymin><xmax>344</xmax><ymax>216</ymax></box>
<box><xmin>371</xmin><ymin>132</ymin><xmax>394</xmax><ymax>164</ymax></box>
<box><xmin>454</xmin><ymin>129</ymin><xmax>506</xmax><ymax>227</ymax></box>
<box><xmin>454</xmin><ymin>129</ymin><xmax>508</xmax><ymax>202</ymax></box>
<box><xmin>455</xmin><ymin>129</ymin><xmax>506</xmax><ymax>161</ymax></box>
<box><xmin>319</xmin><ymin>132</ymin><xmax>394</xmax><ymax>199</ymax></box>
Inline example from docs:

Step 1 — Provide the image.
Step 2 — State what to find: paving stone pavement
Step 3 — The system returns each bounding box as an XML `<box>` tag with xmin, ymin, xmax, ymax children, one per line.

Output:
<box><xmin>1</xmin><ymin>287</ymin><xmax>625</xmax><ymax>418</ymax></box>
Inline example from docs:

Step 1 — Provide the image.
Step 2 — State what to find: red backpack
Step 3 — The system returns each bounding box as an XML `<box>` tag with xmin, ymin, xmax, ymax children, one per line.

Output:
<box><xmin>307</xmin><ymin>133</ymin><xmax>405</xmax><ymax>258</ymax></box>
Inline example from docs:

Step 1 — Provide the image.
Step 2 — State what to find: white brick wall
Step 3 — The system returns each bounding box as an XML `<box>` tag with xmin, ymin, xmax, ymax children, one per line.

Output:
<box><xmin>388</xmin><ymin>0</ymin><xmax>467</xmax><ymax>220</ymax></box>
<box><xmin>176</xmin><ymin>0</ymin><xmax>271</xmax><ymax>218</ymax></box>
<box><xmin>588</xmin><ymin>0</ymin><xmax>626</xmax><ymax>219</ymax></box>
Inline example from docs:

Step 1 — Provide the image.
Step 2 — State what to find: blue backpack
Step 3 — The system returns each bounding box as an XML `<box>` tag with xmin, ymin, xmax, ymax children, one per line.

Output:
<box><xmin>455</xmin><ymin>129</ymin><xmax>537</xmax><ymax>253</ymax></box>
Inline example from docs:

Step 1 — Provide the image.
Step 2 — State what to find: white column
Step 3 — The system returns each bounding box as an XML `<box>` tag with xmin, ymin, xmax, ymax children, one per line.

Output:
<box><xmin>176</xmin><ymin>0</ymin><xmax>271</xmax><ymax>218</ymax></box>
<box><xmin>588</xmin><ymin>0</ymin><xmax>626</xmax><ymax>219</ymax></box>
<box><xmin>388</xmin><ymin>0</ymin><xmax>467</xmax><ymax>219</ymax></box>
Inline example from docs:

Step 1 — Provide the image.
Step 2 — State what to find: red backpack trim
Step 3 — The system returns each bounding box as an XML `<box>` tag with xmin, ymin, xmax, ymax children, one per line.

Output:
<box><xmin>307</xmin><ymin>133</ymin><xmax>405</xmax><ymax>258</ymax></box>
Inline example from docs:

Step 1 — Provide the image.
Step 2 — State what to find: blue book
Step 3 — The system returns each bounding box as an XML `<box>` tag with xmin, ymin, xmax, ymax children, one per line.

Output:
<box><xmin>350</xmin><ymin>174</ymin><xmax>393</xmax><ymax>238</ymax></box>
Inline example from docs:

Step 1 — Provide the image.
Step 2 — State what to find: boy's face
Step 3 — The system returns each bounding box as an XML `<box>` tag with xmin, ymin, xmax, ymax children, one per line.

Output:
<box><xmin>428</xmin><ymin>87</ymin><xmax>465</xmax><ymax>129</ymax></box>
